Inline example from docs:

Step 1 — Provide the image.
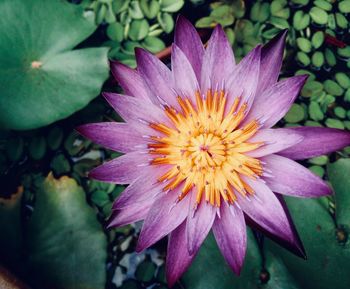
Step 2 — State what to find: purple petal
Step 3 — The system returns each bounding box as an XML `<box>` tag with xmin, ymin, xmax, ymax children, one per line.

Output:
<box><xmin>244</xmin><ymin>195</ymin><xmax>306</xmax><ymax>258</ymax></box>
<box><xmin>237</xmin><ymin>178</ymin><xmax>301</xmax><ymax>252</ymax></box>
<box><xmin>262</xmin><ymin>154</ymin><xmax>332</xmax><ymax>197</ymax></box>
<box><xmin>244</xmin><ymin>75</ymin><xmax>308</xmax><ymax>128</ymax></box>
<box><xmin>113</xmin><ymin>166</ymin><xmax>171</xmax><ymax>209</ymax></box>
<box><xmin>201</xmin><ymin>25</ymin><xmax>235</xmax><ymax>93</ymax></box>
<box><xmin>135</xmin><ymin>48</ymin><xmax>179</xmax><ymax>108</ymax></box>
<box><xmin>258</xmin><ymin>30</ymin><xmax>287</xmax><ymax>93</ymax></box>
<box><xmin>247</xmin><ymin>128</ymin><xmax>303</xmax><ymax>158</ymax></box>
<box><xmin>278</xmin><ymin>126</ymin><xmax>350</xmax><ymax>160</ymax></box>
<box><xmin>103</xmin><ymin>92</ymin><xmax>171</xmax><ymax>126</ymax></box>
<box><xmin>174</xmin><ymin>15</ymin><xmax>204</xmax><ymax>82</ymax></box>
<box><xmin>186</xmin><ymin>196</ymin><xmax>216</xmax><ymax>255</ymax></box>
<box><xmin>225</xmin><ymin>45</ymin><xmax>261</xmax><ymax>115</ymax></box>
<box><xmin>88</xmin><ymin>151</ymin><xmax>150</xmax><ymax>184</ymax></box>
<box><xmin>172</xmin><ymin>44</ymin><xmax>199</xmax><ymax>104</ymax></box>
<box><xmin>108</xmin><ymin>197</ymin><xmax>153</xmax><ymax>228</ymax></box>
<box><xmin>212</xmin><ymin>201</ymin><xmax>246</xmax><ymax>275</ymax></box>
<box><xmin>110</xmin><ymin>60</ymin><xmax>149</xmax><ymax>101</ymax></box>
<box><xmin>136</xmin><ymin>188</ymin><xmax>191</xmax><ymax>252</ymax></box>
<box><xmin>76</xmin><ymin>122</ymin><xmax>145</xmax><ymax>153</ymax></box>
<box><xmin>166</xmin><ymin>221</ymin><xmax>197</xmax><ymax>287</ymax></box>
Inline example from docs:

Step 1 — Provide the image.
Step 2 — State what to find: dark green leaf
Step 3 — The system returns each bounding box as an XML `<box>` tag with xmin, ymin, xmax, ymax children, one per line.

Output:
<box><xmin>182</xmin><ymin>230</ymin><xmax>261</xmax><ymax>289</ymax></box>
<box><xmin>0</xmin><ymin>188</ymin><xmax>23</xmax><ymax>264</ymax></box>
<box><xmin>328</xmin><ymin>159</ymin><xmax>350</xmax><ymax>228</ymax></box>
<box><xmin>267</xmin><ymin>197</ymin><xmax>350</xmax><ymax>289</ymax></box>
<box><xmin>29</xmin><ymin>136</ymin><xmax>46</xmax><ymax>160</ymax></box>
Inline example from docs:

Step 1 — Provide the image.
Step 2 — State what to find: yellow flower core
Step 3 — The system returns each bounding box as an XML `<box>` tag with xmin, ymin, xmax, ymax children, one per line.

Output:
<box><xmin>148</xmin><ymin>90</ymin><xmax>264</xmax><ymax>207</ymax></box>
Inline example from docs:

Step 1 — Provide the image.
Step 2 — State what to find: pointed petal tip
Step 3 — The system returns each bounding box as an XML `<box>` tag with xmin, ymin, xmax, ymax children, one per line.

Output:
<box><xmin>106</xmin><ymin>215</ymin><xmax>117</xmax><ymax>230</ymax></box>
<box><xmin>233</xmin><ymin>264</ymin><xmax>243</xmax><ymax>276</ymax></box>
<box><xmin>102</xmin><ymin>91</ymin><xmax>120</xmax><ymax>105</ymax></box>
<box><xmin>109</xmin><ymin>59</ymin><xmax>128</xmax><ymax>72</ymax></box>
<box><xmin>101</xmin><ymin>91</ymin><xmax>111</xmax><ymax>99</ymax></box>
<box><xmin>75</xmin><ymin>124</ymin><xmax>87</xmax><ymax>136</ymax></box>
<box><xmin>297</xmin><ymin>73</ymin><xmax>309</xmax><ymax>83</ymax></box>
<box><xmin>278</xmin><ymin>28</ymin><xmax>288</xmax><ymax>39</ymax></box>
<box><xmin>88</xmin><ymin>166</ymin><xmax>111</xmax><ymax>182</ymax></box>
<box><xmin>135</xmin><ymin>47</ymin><xmax>148</xmax><ymax>58</ymax></box>
<box><xmin>87</xmin><ymin>169</ymin><xmax>98</xmax><ymax>180</ymax></box>
<box><xmin>213</xmin><ymin>23</ymin><xmax>224</xmax><ymax>32</ymax></box>
<box><xmin>101</xmin><ymin>92</ymin><xmax>114</xmax><ymax>107</ymax></box>
<box><xmin>166</xmin><ymin>270</ymin><xmax>179</xmax><ymax>288</ymax></box>
<box><xmin>135</xmin><ymin>242</ymin><xmax>146</xmax><ymax>253</ymax></box>
<box><xmin>175</xmin><ymin>14</ymin><xmax>191</xmax><ymax>27</ymax></box>
<box><xmin>290</xmin><ymin>239</ymin><xmax>307</xmax><ymax>260</ymax></box>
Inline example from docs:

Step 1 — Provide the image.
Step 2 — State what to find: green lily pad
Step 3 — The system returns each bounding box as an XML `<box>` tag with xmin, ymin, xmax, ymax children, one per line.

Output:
<box><xmin>267</xmin><ymin>197</ymin><xmax>350</xmax><ymax>289</ymax></box>
<box><xmin>264</xmin><ymin>250</ymin><xmax>302</xmax><ymax>289</ymax></box>
<box><xmin>26</xmin><ymin>174</ymin><xmax>107</xmax><ymax>289</ymax></box>
<box><xmin>183</xmin><ymin>228</ymin><xmax>302</xmax><ymax>289</ymax></box>
<box><xmin>0</xmin><ymin>0</ymin><xmax>109</xmax><ymax>130</ymax></box>
<box><xmin>328</xmin><ymin>159</ymin><xmax>350</xmax><ymax>228</ymax></box>
<box><xmin>0</xmin><ymin>187</ymin><xmax>23</xmax><ymax>264</ymax></box>
<box><xmin>182</xmin><ymin>230</ymin><xmax>261</xmax><ymax>289</ymax></box>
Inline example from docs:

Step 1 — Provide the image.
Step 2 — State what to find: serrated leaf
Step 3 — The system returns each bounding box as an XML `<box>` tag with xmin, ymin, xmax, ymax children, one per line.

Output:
<box><xmin>26</xmin><ymin>174</ymin><xmax>107</xmax><ymax>289</ymax></box>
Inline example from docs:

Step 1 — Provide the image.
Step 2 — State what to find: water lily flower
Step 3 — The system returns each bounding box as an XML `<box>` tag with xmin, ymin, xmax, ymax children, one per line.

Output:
<box><xmin>77</xmin><ymin>16</ymin><xmax>350</xmax><ymax>286</ymax></box>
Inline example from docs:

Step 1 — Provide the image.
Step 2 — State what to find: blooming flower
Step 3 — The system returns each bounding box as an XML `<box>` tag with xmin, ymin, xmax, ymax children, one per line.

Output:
<box><xmin>77</xmin><ymin>16</ymin><xmax>350</xmax><ymax>286</ymax></box>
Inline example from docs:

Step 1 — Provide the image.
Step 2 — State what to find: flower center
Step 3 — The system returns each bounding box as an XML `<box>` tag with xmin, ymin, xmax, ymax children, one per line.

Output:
<box><xmin>148</xmin><ymin>90</ymin><xmax>264</xmax><ymax>206</ymax></box>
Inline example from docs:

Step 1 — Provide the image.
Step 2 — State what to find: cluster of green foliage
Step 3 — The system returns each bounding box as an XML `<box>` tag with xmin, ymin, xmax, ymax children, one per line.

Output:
<box><xmin>82</xmin><ymin>0</ymin><xmax>184</xmax><ymax>66</ymax></box>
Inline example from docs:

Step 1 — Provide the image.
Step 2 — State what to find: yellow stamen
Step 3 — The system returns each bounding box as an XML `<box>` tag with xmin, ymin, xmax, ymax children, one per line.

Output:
<box><xmin>148</xmin><ymin>89</ymin><xmax>263</xmax><ymax>206</ymax></box>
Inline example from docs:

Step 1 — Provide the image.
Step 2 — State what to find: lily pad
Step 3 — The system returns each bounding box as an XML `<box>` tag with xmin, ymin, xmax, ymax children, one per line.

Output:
<box><xmin>328</xmin><ymin>158</ymin><xmax>350</xmax><ymax>228</ymax></box>
<box><xmin>0</xmin><ymin>187</ymin><xmax>23</xmax><ymax>264</ymax></box>
<box><xmin>267</xmin><ymin>197</ymin><xmax>350</xmax><ymax>289</ymax></box>
<box><xmin>0</xmin><ymin>0</ymin><xmax>109</xmax><ymax>130</ymax></box>
<box><xmin>182</xmin><ymin>230</ymin><xmax>261</xmax><ymax>289</ymax></box>
<box><xmin>26</xmin><ymin>174</ymin><xmax>107</xmax><ymax>289</ymax></box>
<box><xmin>182</xmin><ymin>229</ymin><xmax>302</xmax><ymax>289</ymax></box>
